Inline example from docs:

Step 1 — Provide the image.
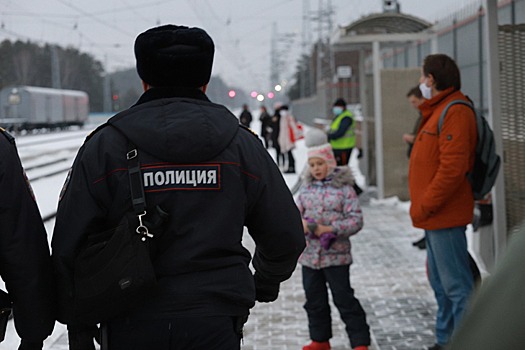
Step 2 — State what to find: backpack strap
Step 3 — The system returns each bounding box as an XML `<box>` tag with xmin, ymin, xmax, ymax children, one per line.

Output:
<box><xmin>126</xmin><ymin>143</ymin><xmax>147</xmax><ymax>215</ymax></box>
<box><xmin>107</xmin><ymin>124</ymin><xmax>152</xmax><ymax>240</ymax></box>
<box><xmin>126</xmin><ymin>141</ymin><xmax>154</xmax><ymax>241</ymax></box>
<box><xmin>437</xmin><ymin>100</ymin><xmax>474</xmax><ymax>135</ymax></box>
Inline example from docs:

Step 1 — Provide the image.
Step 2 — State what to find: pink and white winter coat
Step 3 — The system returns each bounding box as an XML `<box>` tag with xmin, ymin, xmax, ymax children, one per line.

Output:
<box><xmin>296</xmin><ymin>166</ymin><xmax>363</xmax><ymax>269</ymax></box>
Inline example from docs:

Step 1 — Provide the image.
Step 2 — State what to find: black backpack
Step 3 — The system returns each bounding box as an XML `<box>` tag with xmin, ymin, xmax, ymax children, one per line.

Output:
<box><xmin>438</xmin><ymin>99</ymin><xmax>501</xmax><ymax>200</ymax></box>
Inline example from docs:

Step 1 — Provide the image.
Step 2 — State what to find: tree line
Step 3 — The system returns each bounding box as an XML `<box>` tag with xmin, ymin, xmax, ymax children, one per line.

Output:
<box><xmin>0</xmin><ymin>39</ymin><xmax>253</xmax><ymax>114</ymax></box>
<box><xmin>0</xmin><ymin>39</ymin><xmax>104</xmax><ymax>112</ymax></box>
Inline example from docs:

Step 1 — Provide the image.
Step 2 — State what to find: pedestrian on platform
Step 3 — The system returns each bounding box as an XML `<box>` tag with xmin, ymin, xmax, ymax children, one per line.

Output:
<box><xmin>259</xmin><ymin>105</ymin><xmax>272</xmax><ymax>149</ymax></box>
<box><xmin>403</xmin><ymin>85</ymin><xmax>427</xmax><ymax>250</ymax></box>
<box><xmin>409</xmin><ymin>54</ymin><xmax>477</xmax><ymax>350</ymax></box>
<box><xmin>271</xmin><ymin>103</ymin><xmax>284</xmax><ymax>167</ymax></box>
<box><xmin>297</xmin><ymin>129</ymin><xmax>370</xmax><ymax>350</ymax></box>
<box><xmin>277</xmin><ymin>105</ymin><xmax>298</xmax><ymax>173</ymax></box>
<box><xmin>328</xmin><ymin>98</ymin><xmax>356</xmax><ymax>166</ymax></box>
<box><xmin>0</xmin><ymin>128</ymin><xmax>55</xmax><ymax>350</ymax></box>
<box><xmin>51</xmin><ymin>24</ymin><xmax>305</xmax><ymax>350</ymax></box>
<box><xmin>403</xmin><ymin>85</ymin><xmax>426</xmax><ymax>159</ymax></box>
<box><xmin>239</xmin><ymin>104</ymin><xmax>253</xmax><ymax>127</ymax></box>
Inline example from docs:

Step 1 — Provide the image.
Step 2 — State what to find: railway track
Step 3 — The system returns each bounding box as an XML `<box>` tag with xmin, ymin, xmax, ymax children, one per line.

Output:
<box><xmin>18</xmin><ymin>131</ymin><xmax>87</xmax><ymax>226</ymax></box>
<box><xmin>16</xmin><ymin>132</ymin><xmax>88</xmax><ymax>148</ymax></box>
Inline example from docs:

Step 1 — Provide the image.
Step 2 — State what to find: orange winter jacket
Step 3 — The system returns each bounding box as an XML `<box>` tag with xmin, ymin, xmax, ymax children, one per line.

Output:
<box><xmin>408</xmin><ymin>88</ymin><xmax>477</xmax><ymax>230</ymax></box>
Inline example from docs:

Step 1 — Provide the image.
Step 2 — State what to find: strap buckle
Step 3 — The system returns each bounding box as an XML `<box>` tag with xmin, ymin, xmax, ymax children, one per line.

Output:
<box><xmin>127</xmin><ymin>149</ymin><xmax>138</xmax><ymax>160</ymax></box>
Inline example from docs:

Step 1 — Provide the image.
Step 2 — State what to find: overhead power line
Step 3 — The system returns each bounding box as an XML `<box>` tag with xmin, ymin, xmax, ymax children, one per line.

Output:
<box><xmin>55</xmin><ymin>0</ymin><xmax>134</xmax><ymax>37</ymax></box>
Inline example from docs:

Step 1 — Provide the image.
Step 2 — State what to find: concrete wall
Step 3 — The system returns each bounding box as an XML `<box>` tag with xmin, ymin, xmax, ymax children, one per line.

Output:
<box><xmin>291</xmin><ymin>81</ymin><xmax>333</xmax><ymax>125</ymax></box>
<box><xmin>290</xmin><ymin>94</ymin><xmax>322</xmax><ymax>125</ymax></box>
<box><xmin>380</xmin><ymin>68</ymin><xmax>421</xmax><ymax>200</ymax></box>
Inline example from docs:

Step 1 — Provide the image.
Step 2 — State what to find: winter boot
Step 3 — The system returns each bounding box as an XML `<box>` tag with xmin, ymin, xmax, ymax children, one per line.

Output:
<box><xmin>353</xmin><ymin>346</ymin><xmax>369</xmax><ymax>350</ymax></box>
<box><xmin>302</xmin><ymin>341</ymin><xmax>331</xmax><ymax>350</ymax></box>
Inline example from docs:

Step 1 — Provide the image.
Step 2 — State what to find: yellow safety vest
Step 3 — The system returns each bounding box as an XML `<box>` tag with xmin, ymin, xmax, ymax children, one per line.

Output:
<box><xmin>329</xmin><ymin>110</ymin><xmax>355</xmax><ymax>150</ymax></box>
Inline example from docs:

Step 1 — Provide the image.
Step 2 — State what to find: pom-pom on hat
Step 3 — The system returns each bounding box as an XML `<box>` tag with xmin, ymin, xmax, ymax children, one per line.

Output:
<box><xmin>305</xmin><ymin>129</ymin><xmax>337</xmax><ymax>170</ymax></box>
<box><xmin>134</xmin><ymin>24</ymin><xmax>215</xmax><ymax>88</ymax></box>
<box><xmin>305</xmin><ymin>128</ymin><xmax>328</xmax><ymax>148</ymax></box>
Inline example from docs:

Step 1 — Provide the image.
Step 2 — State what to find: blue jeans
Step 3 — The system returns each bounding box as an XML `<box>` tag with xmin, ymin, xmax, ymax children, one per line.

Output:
<box><xmin>302</xmin><ymin>265</ymin><xmax>370</xmax><ymax>348</ymax></box>
<box><xmin>425</xmin><ymin>226</ymin><xmax>474</xmax><ymax>346</ymax></box>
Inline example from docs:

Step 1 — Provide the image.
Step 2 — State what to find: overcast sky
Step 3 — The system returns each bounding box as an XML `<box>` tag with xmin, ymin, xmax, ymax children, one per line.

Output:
<box><xmin>0</xmin><ymin>0</ymin><xmax>474</xmax><ymax>93</ymax></box>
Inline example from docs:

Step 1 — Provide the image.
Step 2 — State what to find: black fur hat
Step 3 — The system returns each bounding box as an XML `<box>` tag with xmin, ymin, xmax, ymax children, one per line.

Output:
<box><xmin>134</xmin><ymin>25</ymin><xmax>215</xmax><ymax>88</ymax></box>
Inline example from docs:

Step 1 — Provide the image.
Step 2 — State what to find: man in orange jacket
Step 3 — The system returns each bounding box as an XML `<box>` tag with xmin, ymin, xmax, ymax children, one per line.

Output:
<box><xmin>408</xmin><ymin>54</ymin><xmax>477</xmax><ymax>350</ymax></box>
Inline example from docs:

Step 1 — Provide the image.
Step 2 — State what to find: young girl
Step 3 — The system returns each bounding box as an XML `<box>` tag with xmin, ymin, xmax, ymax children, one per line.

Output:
<box><xmin>297</xmin><ymin>129</ymin><xmax>370</xmax><ymax>350</ymax></box>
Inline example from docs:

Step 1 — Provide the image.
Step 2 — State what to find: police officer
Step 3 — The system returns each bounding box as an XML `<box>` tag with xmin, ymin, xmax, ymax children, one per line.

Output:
<box><xmin>0</xmin><ymin>128</ymin><xmax>55</xmax><ymax>350</ymax></box>
<box><xmin>52</xmin><ymin>25</ymin><xmax>305</xmax><ymax>350</ymax></box>
<box><xmin>328</xmin><ymin>98</ymin><xmax>356</xmax><ymax>166</ymax></box>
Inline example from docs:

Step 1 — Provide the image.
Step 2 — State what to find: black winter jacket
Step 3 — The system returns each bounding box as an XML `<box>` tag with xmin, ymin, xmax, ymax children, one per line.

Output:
<box><xmin>0</xmin><ymin>129</ymin><xmax>55</xmax><ymax>341</ymax></box>
<box><xmin>52</xmin><ymin>87</ymin><xmax>305</xmax><ymax>323</ymax></box>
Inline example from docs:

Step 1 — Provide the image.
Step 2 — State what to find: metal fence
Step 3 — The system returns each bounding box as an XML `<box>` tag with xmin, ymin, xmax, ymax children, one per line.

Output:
<box><xmin>499</xmin><ymin>24</ymin><xmax>525</xmax><ymax>236</ymax></box>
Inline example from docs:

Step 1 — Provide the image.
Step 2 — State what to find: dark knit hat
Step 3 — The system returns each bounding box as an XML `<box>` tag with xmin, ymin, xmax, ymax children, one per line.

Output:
<box><xmin>333</xmin><ymin>98</ymin><xmax>347</xmax><ymax>107</ymax></box>
<box><xmin>134</xmin><ymin>24</ymin><xmax>215</xmax><ymax>88</ymax></box>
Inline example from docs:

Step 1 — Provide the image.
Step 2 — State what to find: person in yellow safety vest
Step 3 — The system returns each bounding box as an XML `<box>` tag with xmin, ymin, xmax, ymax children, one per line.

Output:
<box><xmin>328</xmin><ymin>98</ymin><xmax>355</xmax><ymax>166</ymax></box>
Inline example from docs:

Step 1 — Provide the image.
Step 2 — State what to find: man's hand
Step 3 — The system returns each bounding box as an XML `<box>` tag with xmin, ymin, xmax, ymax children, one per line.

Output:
<box><xmin>402</xmin><ymin>133</ymin><xmax>415</xmax><ymax>144</ymax></box>
<box><xmin>68</xmin><ymin>325</ymin><xmax>100</xmax><ymax>350</ymax></box>
<box><xmin>254</xmin><ymin>274</ymin><xmax>280</xmax><ymax>303</ymax></box>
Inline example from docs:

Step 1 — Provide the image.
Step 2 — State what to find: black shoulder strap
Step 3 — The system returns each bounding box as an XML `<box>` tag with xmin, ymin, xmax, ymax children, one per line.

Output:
<box><xmin>105</xmin><ymin>125</ymin><xmax>147</xmax><ymax>214</ymax></box>
<box><xmin>108</xmin><ymin>125</ymin><xmax>156</xmax><ymax>241</ymax></box>
<box><xmin>126</xmin><ymin>142</ymin><xmax>147</xmax><ymax>215</ymax></box>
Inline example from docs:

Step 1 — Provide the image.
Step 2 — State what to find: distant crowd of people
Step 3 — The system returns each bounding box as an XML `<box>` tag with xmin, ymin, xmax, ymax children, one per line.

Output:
<box><xmin>239</xmin><ymin>102</ymin><xmax>300</xmax><ymax>173</ymax></box>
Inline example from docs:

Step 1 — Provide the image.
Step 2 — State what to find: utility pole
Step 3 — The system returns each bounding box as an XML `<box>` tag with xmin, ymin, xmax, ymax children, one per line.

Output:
<box><xmin>326</xmin><ymin>0</ymin><xmax>335</xmax><ymax>105</ymax></box>
<box><xmin>103</xmin><ymin>55</ymin><xmax>112</xmax><ymax>113</ymax></box>
<box><xmin>50</xmin><ymin>45</ymin><xmax>61</xmax><ymax>89</ymax></box>
<box><xmin>270</xmin><ymin>22</ymin><xmax>279</xmax><ymax>92</ymax></box>
<box><xmin>313</xmin><ymin>0</ymin><xmax>335</xmax><ymax>112</ymax></box>
<box><xmin>301</xmin><ymin>0</ymin><xmax>311</xmax><ymax>98</ymax></box>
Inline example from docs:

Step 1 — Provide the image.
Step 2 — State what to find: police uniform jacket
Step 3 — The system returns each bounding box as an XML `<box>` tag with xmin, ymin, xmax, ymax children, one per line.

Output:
<box><xmin>52</xmin><ymin>87</ymin><xmax>305</xmax><ymax>323</ymax></box>
<box><xmin>0</xmin><ymin>130</ymin><xmax>55</xmax><ymax>342</ymax></box>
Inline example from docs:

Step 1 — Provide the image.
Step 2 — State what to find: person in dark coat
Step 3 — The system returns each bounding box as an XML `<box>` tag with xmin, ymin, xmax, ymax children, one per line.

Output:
<box><xmin>0</xmin><ymin>128</ymin><xmax>55</xmax><ymax>350</ymax></box>
<box><xmin>271</xmin><ymin>104</ymin><xmax>284</xmax><ymax>167</ymax></box>
<box><xmin>239</xmin><ymin>104</ymin><xmax>253</xmax><ymax>127</ymax></box>
<box><xmin>259</xmin><ymin>105</ymin><xmax>272</xmax><ymax>149</ymax></box>
<box><xmin>51</xmin><ymin>25</ymin><xmax>305</xmax><ymax>350</ymax></box>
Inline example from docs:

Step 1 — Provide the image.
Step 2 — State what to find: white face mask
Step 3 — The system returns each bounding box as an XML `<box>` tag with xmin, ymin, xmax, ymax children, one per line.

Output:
<box><xmin>419</xmin><ymin>79</ymin><xmax>432</xmax><ymax>99</ymax></box>
<box><xmin>279</xmin><ymin>110</ymin><xmax>287</xmax><ymax>117</ymax></box>
<box><xmin>332</xmin><ymin>106</ymin><xmax>343</xmax><ymax>115</ymax></box>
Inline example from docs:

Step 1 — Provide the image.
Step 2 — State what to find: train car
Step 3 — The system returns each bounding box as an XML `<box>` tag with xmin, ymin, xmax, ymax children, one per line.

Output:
<box><xmin>0</xmin><ymin>86</ymin><xmax>89</xmax><ymax>130</ymax></box>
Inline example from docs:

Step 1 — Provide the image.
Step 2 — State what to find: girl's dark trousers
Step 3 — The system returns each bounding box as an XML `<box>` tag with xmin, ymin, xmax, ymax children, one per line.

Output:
<box><xmin>302</xmin><ymin>265</ymin><xmax>370</xmax><ymax>348</ymax></box>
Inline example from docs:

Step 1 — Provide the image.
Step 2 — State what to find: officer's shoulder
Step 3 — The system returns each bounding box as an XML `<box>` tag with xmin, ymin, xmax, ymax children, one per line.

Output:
<box><xmin>0</xmin><ymin>127</ymin><xmax>15</xmax><ymax>144</ymax></box>
<box><xmin>239</xmin><ymin>124</ymin><xmax>260</xmax><ymax>140</ymax></box>
<box><xmin>83</xmin><ymin>123</ymin><xmax>111</xmax><ymax>143</ymax></box>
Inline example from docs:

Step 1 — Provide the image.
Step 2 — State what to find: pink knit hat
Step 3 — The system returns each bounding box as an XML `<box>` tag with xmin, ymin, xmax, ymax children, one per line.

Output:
<box><xmin>307</xmin><ymin>143</ymin><xmax>337</xmax><ymax>170</ymax></box>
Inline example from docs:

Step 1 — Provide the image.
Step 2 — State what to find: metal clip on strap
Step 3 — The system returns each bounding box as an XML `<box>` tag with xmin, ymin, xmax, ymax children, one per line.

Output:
<box><xmin>126</xmin><ymin>142</ymin><xmax>153</xmax><ymax>241</ymax></box>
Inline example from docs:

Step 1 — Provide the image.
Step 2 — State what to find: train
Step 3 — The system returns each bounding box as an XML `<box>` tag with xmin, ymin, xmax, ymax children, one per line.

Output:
<box><xmin>0</xmin><ymin>86</ymin><xmax>89</xmax><ymax>131</ymax></box>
